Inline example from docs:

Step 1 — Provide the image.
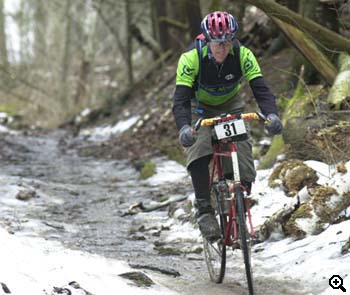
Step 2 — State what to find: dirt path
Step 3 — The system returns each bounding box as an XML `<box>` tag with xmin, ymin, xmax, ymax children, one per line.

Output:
<box><xmin>0</xmin><ymin>129</ymin><xmax>312</xmax><ymax>295</ymax></box>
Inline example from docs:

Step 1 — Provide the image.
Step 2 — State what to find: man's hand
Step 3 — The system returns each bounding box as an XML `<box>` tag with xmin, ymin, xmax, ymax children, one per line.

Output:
<box><xmin>179</xmin><ymin>125</ymin><xmax>196</xmax><ymax>147</ymax></box>
<box><xmin>266</xmin><ymin>113</ymin><xmax>283</xmax><ymax>135</ymax></box>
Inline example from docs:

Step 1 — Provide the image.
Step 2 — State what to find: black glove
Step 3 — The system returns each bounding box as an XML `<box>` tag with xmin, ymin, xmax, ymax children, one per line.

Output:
<box><xmin>266</xmin><ymin>113</ymin><xmax>283</xmax><ymax>135</ymax></box>
<box><xmin>179</xmin><ymin>125</ymin><xmax>196</xmax><ymax>147</ymax></box>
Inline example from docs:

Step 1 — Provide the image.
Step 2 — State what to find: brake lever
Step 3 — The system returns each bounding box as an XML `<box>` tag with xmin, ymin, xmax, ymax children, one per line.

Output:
<box><xmin>194</xmin><ymin>118</ymin><xmax>203</xmax><ymax>131</ymax></box>
<box><xmin>256</xmin><ymin>112</ymin><xmax>268</xmax><ymax>123</ymax></box>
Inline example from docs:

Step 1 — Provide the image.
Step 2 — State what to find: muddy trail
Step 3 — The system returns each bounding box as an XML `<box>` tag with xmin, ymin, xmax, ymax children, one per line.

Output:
<box><xmin>0</xmin><ymin>129</ymin><xmax>311</xmax><ymax>295</ymax></box>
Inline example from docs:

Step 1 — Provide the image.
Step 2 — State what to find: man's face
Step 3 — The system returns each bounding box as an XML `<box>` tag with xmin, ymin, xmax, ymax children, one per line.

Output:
<box><xmin>209</xmin><ymin>41</ymin><xmax>232</xmax><ymax>64</ymax></box>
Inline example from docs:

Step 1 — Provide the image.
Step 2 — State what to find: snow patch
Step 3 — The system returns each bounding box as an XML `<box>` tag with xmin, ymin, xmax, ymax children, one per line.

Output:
<box><xmin>80</xmin><ymin>115</ymin><xmax>140</xmax><ymax>142</ymax></box>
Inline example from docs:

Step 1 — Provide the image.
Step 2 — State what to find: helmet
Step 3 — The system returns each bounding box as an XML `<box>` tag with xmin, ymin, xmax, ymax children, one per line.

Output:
<box><xmin>201</xmin><ymin>11</ymin><xmax>238</xmax><ymax>42</ymax></box>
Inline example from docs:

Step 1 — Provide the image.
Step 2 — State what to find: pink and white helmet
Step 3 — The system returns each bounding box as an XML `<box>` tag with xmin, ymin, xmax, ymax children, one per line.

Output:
<box><xmin>201</xmin><ymin>11</ymin><xmax>238</xmax><ymax>42</ymax></box>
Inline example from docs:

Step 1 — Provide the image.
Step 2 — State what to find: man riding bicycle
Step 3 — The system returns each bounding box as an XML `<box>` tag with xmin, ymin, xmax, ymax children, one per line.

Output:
<box><xmin>172</xmin><ymin>11</ymin><xmax>283</xmax><ymax>241</ymax></box>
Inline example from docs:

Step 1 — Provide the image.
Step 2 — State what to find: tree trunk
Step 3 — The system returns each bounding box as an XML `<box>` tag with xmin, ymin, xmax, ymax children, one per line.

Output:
<box><xmin>125</xmin><ymin>0</ymin><xmax>133</xmax><ymax>85</ymax></box>
<box><xmin>185</xmin><ymin>0</ymin><xmax>202</xmax><ymax>39</ymax></box>
<box><xmin>167</xmin><ymin>0</ymin><xmax>187</xmax><ymax>51</ymax></box>
<box><xmin>33</xmin><ymin>0</ymin><xmax>47</xmax><ymax>63</ymax></box>
<box><xmin>327</xmin><ymin>53</ymin><xmax>350</xmax><ymax>109</ymax></box>
<box><xmin>61</xmin><ymin>0</ymin><xmax>73</xmax><ymax>110</ymax></box>
<box><xmin>154</xmin><ymin>0</ymin><xmax>170</xmax><ymax>51</ymax></box>
<box><xmin>74</xmin><ymin>56</ymin><xmax>90</xmax><ymax>106</ymax></box>
<box><xmin>0</xmin><ymin>0</ymin><xmax>8</xmax><ymax>69</ymax></box>
<box><xmin>235</xmin><ymin>0</ymin><xmax>246</xmax><ymax>38</ymax></box>
<box><xmin>273</xmin><ymin>17</ymin><xmax>337</xmax><ymax>84</ymax></box>
<box><xmin>242</xmin><ymin>0</ymin><xmax>350</xmax><ymax>53</ymax></box>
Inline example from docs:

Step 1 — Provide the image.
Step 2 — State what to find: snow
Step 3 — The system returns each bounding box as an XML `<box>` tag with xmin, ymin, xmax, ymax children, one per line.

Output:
<box><xmin>145</xmin><ymin>157</ymin><xmax>188</xmax><ymax>186</ymax></box>
<box><xmin>244</xmin><ymin>160</ymin><xmax>350</xmax><ymax>294</ymax></box>
<box><xmin>0</xmin><ymin>152</ymin><xmax>349</xmax><ymax>294</ymax></box>
<box><xmin>0</xmin><ymin>227</ymin><xmax>176</xmax><ymax>295</ymax></box>
<box><xmin>79</xmin><ymin>115</ymin><xmax>140</xmax><ymax>142</ymax></box>
<box><xmin>149</xmin><ymin>159</ymin><xmax>350</xmax><ymax>294</ymax></box>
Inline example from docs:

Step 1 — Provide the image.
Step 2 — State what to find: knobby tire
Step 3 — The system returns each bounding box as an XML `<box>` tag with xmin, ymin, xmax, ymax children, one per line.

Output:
<box><xmin>203</xmin><ymin>185</ymin><xmax>226</xmax><ymax>283</ymax></box>
<box><xmin>235</xmin><ymin>186</ymin><xmax>254</xmax><ymax>295</ymax></box>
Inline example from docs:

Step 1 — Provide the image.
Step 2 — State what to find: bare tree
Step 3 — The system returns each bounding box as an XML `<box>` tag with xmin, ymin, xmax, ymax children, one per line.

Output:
<box><xmin>125</xmin><ymin>0</ymin><xmax>133</xmax><ymax>85</ymax></box>
<box><xmin>185</xmin><ymin>0</ymin><xmax>202</xmax><ymax>39</ymax></box>
<box><xmin>0</xmin><ymin>0</ymin><xmax>8</xmax><ymax>69</ymax></box>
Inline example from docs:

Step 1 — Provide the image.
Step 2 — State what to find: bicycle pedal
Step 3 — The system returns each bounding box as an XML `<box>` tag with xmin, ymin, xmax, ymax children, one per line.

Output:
<box><xmin>231</xmin><ymin>241</ymin><xmax>241</xmax><ymax>250</ymax></box>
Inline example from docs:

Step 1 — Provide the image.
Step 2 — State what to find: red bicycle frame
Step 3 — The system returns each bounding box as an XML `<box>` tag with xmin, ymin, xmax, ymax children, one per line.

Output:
<box><xmin>209</xmin><ymin>141</ymin><xmax>256</xmax><ymax>247</ymax></box>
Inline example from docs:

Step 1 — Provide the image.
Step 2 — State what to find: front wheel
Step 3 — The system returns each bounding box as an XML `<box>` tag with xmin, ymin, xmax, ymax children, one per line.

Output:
<box><xmin>235</xmin><ymin>186</ymin><xmax>254</xmax><ymax>294</ymax></box>
<box><xmin>203</xmin><ymin>185</ymin><xmax>226</xmax><ymax>283</ymax></box>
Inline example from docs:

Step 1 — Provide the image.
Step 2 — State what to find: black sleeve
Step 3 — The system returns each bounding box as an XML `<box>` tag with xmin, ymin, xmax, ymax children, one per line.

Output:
<box><xmin>172</xmin><ymin>85</ymin><xmax>195</xmax><ymax>130</ymax></box>
<box><xmin>249</xmin><ymin>77</ymin><xmax>278</xmax><ymax>115</ymax></box>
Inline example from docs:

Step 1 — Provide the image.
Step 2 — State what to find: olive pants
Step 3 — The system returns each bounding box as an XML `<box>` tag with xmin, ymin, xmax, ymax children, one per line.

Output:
<box><xmin>185</xmin><ymin>98</ymin><xmax>256</xmax><ymax>183</ymax></box>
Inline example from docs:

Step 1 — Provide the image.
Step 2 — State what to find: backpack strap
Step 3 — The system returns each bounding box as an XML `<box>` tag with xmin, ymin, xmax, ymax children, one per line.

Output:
<box><xmin>194</xmin><ymin>34</ymin><xmax>206</xmax><ymax>114</ymax></box>
<box><xmin>232</xmin><ymin>39</ymin><xmax>241</xmax><ymax>66</ymax></box>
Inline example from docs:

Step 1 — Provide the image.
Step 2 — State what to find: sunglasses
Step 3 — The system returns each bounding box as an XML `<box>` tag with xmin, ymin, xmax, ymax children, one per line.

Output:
<box><xmin>210</xmin><ymin>41</ymin><xmax>232</xmax><ymax>49</ymax></box>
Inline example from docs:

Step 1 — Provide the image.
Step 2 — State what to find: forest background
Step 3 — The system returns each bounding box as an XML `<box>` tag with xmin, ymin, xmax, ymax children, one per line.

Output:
<box><xmin>0</xmin><ymin>0</ymin><xmax>349</xmax><ymax>168</ymax></box>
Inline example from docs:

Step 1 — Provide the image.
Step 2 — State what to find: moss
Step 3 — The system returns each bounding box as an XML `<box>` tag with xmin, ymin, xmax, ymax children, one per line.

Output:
<box><xmin>283</xmin><ymin>203</ymin><xmax>313</xmax><ymax>239</ymax></box>
<box><xmin>0</xmin><ymin>103</ymin><xmax>22</xmax><ymax>116</ymax></box>
<box><xmin>310</xmin><ymin>186</ymin><xmax>350</xmax><ymax>225</ymax></box>
<box><xmin>268</xmin><ymin>160</ymin><xmax>302</xmax><ymax>187</ymax></box>
<box><xmin>283</xmin><ymin>85</ymin><xmax>324</xmax><ymax>126</ymax></box>
<box><xmin>258</xmin><ymin>135</ymin><xmax>285</xmax><ymax>169</ymax></box>
<box><xmin>337</xmin><ymin>163</ymin><xmax>347</xmax><ymax>174</ymax></box>
<box><xmin>159</xmin><ymin>195</ymin><xmax>169</xmax><ymax>202</ymax></box>
<box><xmin>139</xmin><ymin>161</ymin><xmax>156</xmax><ymax>179</ymax></box>
<box><xmin>268</xmin><ymin>159</ymin><xmax>318</xmax><ymax>195</ymax></box>
<box><xmin>157</xmin><ymin>138</ymin><xmax>186</xmax><ymax>166</ymax></box>
<box><xmin>283</xmin><ymin>165</ymin><xmax>318</xmax><ymax>195</ymax></box>
<box><xmin>252</xmin><ymin>146</ymin><xmax>262</xmax><ymax>160</ymax></box>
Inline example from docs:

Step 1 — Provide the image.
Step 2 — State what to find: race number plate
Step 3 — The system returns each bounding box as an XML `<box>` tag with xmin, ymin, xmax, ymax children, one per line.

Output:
<box><xmin>214</xmin><ymin>119</ymin><xmax>247</xmax><ymax>140</ymax></box>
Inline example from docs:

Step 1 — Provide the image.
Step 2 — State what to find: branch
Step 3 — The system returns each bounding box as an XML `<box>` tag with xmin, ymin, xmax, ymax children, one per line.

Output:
<box><xmin>123</xmin><ymin>194</ymin><xmax>187</xmax><ymax>216</ymax></box>
<box><xmin>243</xmin><ymin>0</ymin><xmax>350</xmax><ymax>53</ymax></box>
<box><xmin>91</xmin><ymin>0</ymin><xmax>127</xmax><ymax>60</ymax></box>
<box><xmin>158</xmin><ymin>16</ymin><xmax>188</xmax><ymax>30</ymax></box>
<box><xmin>130</xmin><ymin>24</ymin><xmax>162</xmax><ymax>57</ymax></box>
<box><xmin>272</xmin><ymin>17</ymin><xmax>337</xmax><ymax>84</ymax></box>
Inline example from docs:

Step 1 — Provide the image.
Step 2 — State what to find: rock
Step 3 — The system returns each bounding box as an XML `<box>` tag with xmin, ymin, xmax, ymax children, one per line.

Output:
<box><xmin>153</xmin><ymin>245</ymin><xmax>182</xmax><ymax>256</ymax></box>
<box><xmin>283</xmin><ymin>187</ymin><xmax>350</xmax><ymax>238</ymax></box>
<box><xmin>15</xmin><ymin>189</ymin><xmax>36</xmax><ymax>201</ymax></box>
<box><xmin>258</xmin><ymin>198</ymin><xmax>299</xmax><ymax>241</ymax></box>
<box><xmin>129</xmin><ymin>263</ymin><xmax>181</xmax><ymax>277</ymax></box>
<box><xmin>118</xmin><ymin>271</ymin><xmax>154</xmax><ymax>287</ymax></box>
<box><xmin>283</xmin><ymin>203</ymin><xmax>314</xmax><ymax>239</ymax></box>
<box><xmin>341</xmin><ymin>236</ymin><xmax>350</xmax><ymax>255</ymax></box>
<box><xmin>1</xmin><ymin>282</ymin><xmax>11</xmax><ymax>294</ymax></box>
<box><xmin>50</xmin><ymin>281</ymin><xmax>93</xmax><ymax>294</ymax></box>
<box><xmin>307</xmin><ymin>121</ymin><xmax>350</xmax><ymax>163</ymax></box>
<box><xmin>312</xmin><ymin>188</ymin><xmax>350</xmax><ymax>226</ymax></box>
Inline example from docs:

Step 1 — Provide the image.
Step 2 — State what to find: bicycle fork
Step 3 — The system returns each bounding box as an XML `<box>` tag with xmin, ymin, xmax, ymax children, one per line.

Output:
<box><xmin>227</xmin><ymin>145</ymin><xmax>256</xmax><ymax>244</ymax></box>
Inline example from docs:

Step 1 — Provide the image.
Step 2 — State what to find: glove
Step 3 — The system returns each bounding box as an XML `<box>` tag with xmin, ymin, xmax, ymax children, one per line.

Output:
<box><xmin>266</xmin><ymin>113</ymin><xmax>283</xmax><ymax>135</ymax></box>
<box><xmin>179</xmin><ymin>125</ymin><xmax>196</xmax><ymax>147</ymax></box>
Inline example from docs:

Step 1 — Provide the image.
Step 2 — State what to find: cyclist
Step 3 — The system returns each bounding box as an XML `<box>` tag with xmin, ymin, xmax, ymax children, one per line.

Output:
<box><xmin>172</xmin><ymin>11</ymin><xmax>282</xmax><ymax>241</ymax></box>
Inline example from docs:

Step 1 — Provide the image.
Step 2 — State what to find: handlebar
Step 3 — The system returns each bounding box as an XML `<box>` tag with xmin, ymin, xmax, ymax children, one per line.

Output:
<box><xmin>194</xmin><ymin>112</ymin><xmax>267</xmax><ymax>131</ymax></box>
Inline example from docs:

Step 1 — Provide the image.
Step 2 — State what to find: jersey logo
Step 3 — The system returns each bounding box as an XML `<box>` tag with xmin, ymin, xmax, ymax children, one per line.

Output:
<box><xmin>225</xmin><ymin>74</ymin><xmax>234</xmax><ymax>80</ymax></box>
<box><xmin>180</xmin><ymin>65</ymin><xmax>195</xmax><ymax>76</ymax></box>
<box><xmin>243</xmin><ymin>58</ymin><xmax>253</xmax><ymax>72</ymax></box>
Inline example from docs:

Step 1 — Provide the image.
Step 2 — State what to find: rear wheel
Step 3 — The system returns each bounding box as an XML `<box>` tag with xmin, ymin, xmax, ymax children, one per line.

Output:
<box><xmin>203</xmin><ymin>184</ymin><xmax>226</xmax><ymax>283</ymax></box>
<box><xmin>235</xmin><ymin>186</ymin><xmax>254</xmax><ymax>294</ymax></box>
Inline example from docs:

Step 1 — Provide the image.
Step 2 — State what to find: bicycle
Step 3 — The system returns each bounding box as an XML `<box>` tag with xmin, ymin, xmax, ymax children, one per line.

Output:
<box><xmin>194</xmin><ymin>112</ymin><xmax>267</xmax><ymax>295</ymax></box>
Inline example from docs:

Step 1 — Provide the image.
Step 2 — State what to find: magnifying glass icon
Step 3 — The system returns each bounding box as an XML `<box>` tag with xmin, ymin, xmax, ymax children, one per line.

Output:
<box><xmin>329</xmin><ymin>275</ymin><xmax>346</xmax><ymax>292</ymax></box>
